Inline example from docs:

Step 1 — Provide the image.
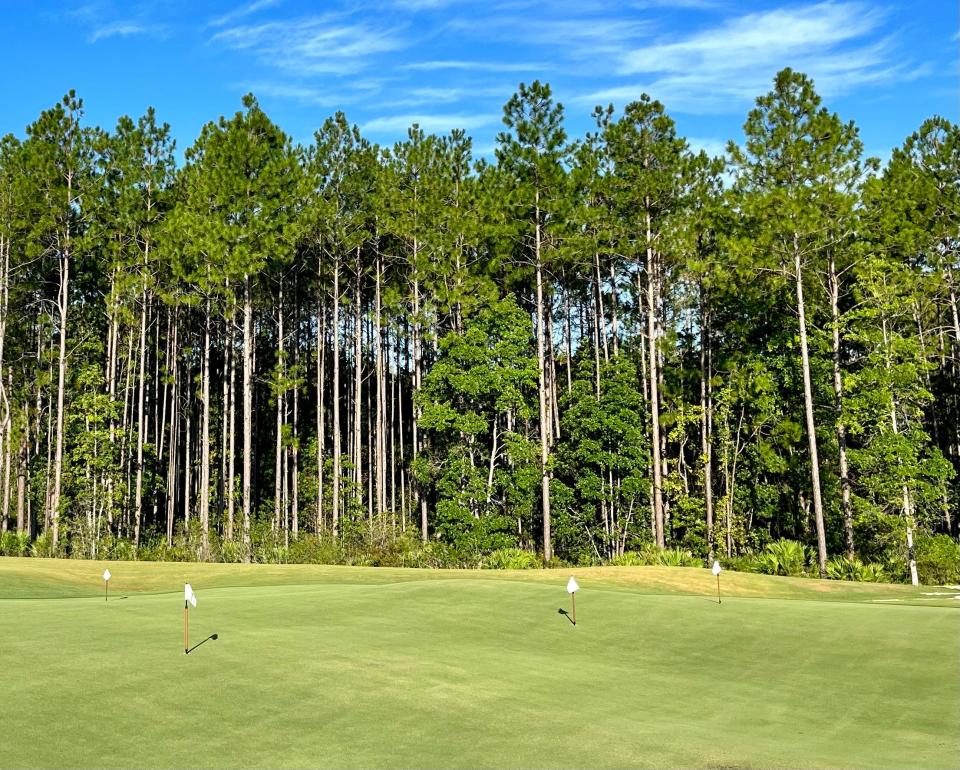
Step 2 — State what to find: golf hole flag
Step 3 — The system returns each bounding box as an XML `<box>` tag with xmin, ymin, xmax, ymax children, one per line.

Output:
<box><xmin>103</xmin><ymin>569</ymin><xmax>111</xmax><ymax>601</ymax></box>
<box><xmin>712</xmin><ymin>560</ymin><xmax>722</xmax><ymax>604</ymax></box>
<box><xmin>567</xmin><ymin>576</ymin><xmax>579</xmax><ymax>625</ymax></box>
<box><xmin>184</xmin><ymin>583</ymin><xmax>197</xmax><ymax>653</ymax></box>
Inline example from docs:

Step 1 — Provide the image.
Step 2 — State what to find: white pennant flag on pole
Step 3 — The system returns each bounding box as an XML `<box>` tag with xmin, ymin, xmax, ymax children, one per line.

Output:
<box><xmin>102</xmin><ymin>569</ymin><xmax>111</xmax><ymax>582</ymax></box>
<box><xmin>566</xmin><ymin>576</ymin><xmax>579</xmax><ymax>625</ymax></box>
<box><xmin>185</xmin><ymin>583</ymin><xmax>197</xmax><ymax>608</ymax></box>
<box><xmin>712</xmin><ymin>561</ymin><xmax>722</xmax><ymax>604</ymax></box>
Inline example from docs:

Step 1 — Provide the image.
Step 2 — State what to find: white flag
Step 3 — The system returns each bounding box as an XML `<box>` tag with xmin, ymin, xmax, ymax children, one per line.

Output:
<box><xmin>712</xmin><ymin>560</ymin><xmax>722</xmax><ymax>576</ymax></box>
<box><xmin>184</xmin><ymin>583</ymin><xmax>197</xmax><ymax>608</ymax></box>
<box><xmin>566</xmin><ymin>576</ymin><xmax>579</xmax><ymax>594</ymax></box>
<box><xmin>102</xmin><ymin>569</ymin><xmax>111</xmax><ymax>582</ymax></box>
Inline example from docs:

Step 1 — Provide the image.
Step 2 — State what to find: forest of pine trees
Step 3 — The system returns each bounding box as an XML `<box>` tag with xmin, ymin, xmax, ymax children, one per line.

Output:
<box><xmin>0</xmin><ymin>69</ymin><xmax>957</xmax><ymax>583</ymax></box>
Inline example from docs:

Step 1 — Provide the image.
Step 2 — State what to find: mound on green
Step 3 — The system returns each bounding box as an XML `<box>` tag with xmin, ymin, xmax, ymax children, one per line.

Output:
<box><xmin>1</xmin><ymin>559</ymin><xmax>957</xmax><ymax>769</ymax></box>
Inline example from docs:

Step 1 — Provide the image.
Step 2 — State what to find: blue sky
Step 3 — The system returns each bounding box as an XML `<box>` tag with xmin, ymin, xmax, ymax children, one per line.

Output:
<box><xmin>1</xmin><ymin>1</ymin><xmax>956</xmax><ymax>161</ymax></box>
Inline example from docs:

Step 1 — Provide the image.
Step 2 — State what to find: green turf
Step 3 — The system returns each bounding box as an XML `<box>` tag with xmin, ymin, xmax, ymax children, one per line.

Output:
<box><xmin>1</xmin><ymin>559</ymin><xmax>957</xmax><ymax>769</ymax></box>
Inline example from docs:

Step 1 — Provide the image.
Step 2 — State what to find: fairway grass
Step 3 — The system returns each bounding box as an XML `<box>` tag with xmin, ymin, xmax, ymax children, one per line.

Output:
<box><xmin>1</xmin><ymin>559</ymin><xmax>957</xmax><ymax>769</ymax></box>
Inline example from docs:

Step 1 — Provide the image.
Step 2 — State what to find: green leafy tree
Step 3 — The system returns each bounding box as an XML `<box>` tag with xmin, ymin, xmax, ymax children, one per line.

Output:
<box><xmin>728</xmin><ymin>69</ymin><xmax>865</xmax><ymax>576</ymax></box>
<box><xmin>418</xmin><ymin>295</ymin><xmax>538</xmax><ymax>556</ymax></box>
<box><xmin>496</xmin><ymin>80</ymin><xmax>569</xmax><ymax>561</ymax></box>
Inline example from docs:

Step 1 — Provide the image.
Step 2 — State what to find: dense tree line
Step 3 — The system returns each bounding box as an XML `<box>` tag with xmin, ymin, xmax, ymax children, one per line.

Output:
<box><xmin>0</xmin><ymin>69</ymin><xmax>957</xmax><ymax>582</ymax></box>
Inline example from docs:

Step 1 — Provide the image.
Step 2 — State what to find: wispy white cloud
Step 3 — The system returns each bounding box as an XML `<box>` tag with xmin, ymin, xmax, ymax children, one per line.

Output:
<box><xmin>686</xmin><ymin>136</ymin><xmax>728</xmax><ymax>159</ymax></box>
<box><xmin>212</xmin><ymin>15</ymin><xmax>406</xmax><ymax>75</ymax></box>
<box><xmin>448</xmin><ymin>12</ymin><xmax>648</xmax><ymax>63</ymax></box>
<box><xmin>378</xmin><ymin>85</ymin><xmax>513</xmax><ymax>109</ymax></box>
<box><xmin>520</xmin><ymin>17</ymin><xmax>649</xmax><ymax>55</ymax></box>
<box><xmin>89</xmin><ymin>20</ymin><xmax>155</xmax><ymax>42</ymax></box>
<box><xmin>362</xmin><ymin>112</ymin><xmax>497</xmax><ymax>134</ymax></box>
<box><xmin>391</xmin><ymin>0</ymin><xmax>462</xmax><ymax>9</ymax></box>
<box><xmin>628</xmin><ymin>0</ymin><xmax>724</xmax><ymax>8</ymax></box>
<box><xmin>207</xmin><ymin>0</ymin><xmax>282</xmax><ymax>29</ymax></box>
<box><xmin>618</xmin><ymin>2</ymin><xmax>881</xmax><ymax>75</ymax></box>
<box><xmin>402</xmin><ymin>59</ymin><xmax>547</xmax><ymax>72</ymax></box>
<box><xmin>238</xmin><ymin>81</ymin><xmax>364</xmax><ymax>108</ymax></box>
<box><xmin>65</xmin><ymin>1</ymin><xmax>163</xmax><ymax>43</ymax></box>
<box><xmin>577</xmin><ymin>1</ymin><xmax>916</xmax><ymax>112</ymax></box>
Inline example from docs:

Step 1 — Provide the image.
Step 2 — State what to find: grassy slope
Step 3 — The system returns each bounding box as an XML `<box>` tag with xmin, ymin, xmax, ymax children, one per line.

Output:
<box><xmin>0</xmin><ymin>559</ymin><xmax>957</xmax><ymax>769</ymax></box>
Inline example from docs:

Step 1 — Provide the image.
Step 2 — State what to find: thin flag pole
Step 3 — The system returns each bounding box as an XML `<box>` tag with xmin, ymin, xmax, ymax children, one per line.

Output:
<box><xmin>712</xmin><ymin>560</ymin><xmax>722</xmax><ymax>605</ymax></box>
<box><xmin>184</xmin><ymin>598</ymin><xmax>189</xmax><ymax>654</ymax></box>
<box><xmin>566</xmin><ymin>576</ymin><xmax>579</xmax><ymax>626</ymax></box>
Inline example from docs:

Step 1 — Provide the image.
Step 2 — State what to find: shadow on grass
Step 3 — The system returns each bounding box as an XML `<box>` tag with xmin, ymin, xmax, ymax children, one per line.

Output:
<box><xmin>186</xmin><ymin>633</ymin><xmax>218</xmax><ymax>654</ymax></box>
<box><xmin>557</xmin><ymin>608</ymin><xmax>575</xmax><ymax>626</ymax></box>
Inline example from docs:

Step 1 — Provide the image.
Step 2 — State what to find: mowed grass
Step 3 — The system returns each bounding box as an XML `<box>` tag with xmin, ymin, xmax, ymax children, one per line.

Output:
<box><xmin>0</xmin><ymin>559</ymin><xmax>957</xmax><ymax>769</ymax></box>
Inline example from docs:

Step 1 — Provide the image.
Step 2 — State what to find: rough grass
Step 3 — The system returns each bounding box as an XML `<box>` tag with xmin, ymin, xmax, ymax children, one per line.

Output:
<box><xmin>1</xmin><ymin>558</ymin><xmax>957</xmax><ymax>769</ymax></box>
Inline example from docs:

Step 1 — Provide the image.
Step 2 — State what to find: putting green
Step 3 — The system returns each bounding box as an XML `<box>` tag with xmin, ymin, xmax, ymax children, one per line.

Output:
<box><xmin>0</xmin><ymin>559</ymin><xmax>957</xmax><ymax>769</ymax></box>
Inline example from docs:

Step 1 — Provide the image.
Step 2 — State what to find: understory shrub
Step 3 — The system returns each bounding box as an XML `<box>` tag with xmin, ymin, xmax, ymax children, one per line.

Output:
<box><xmin>482</xmin><ymin>548</ymin><xmax>543</xmax><ymax>570</ymax></box>
<box><xmin>912</xmin><ymin>533</ymin><xmax>960</xmax><ymax>585</ymax></box>
<box><xmin>757</xmin><ymin>539</ymin><xmax>810</xmax><ymax>576</ymax></box>
<box><xmin>608</xmin><ymin>546</ymin><xmax>700</xmax><ymax>567</ymax></box>
<box><xmin>826</xmin><ymin>556</ymin><xmax>886</xmax><ymax>582</ymax></box>
<box><xmin>717</xmin><ymin>554</ymin><xmax>765</xmax><ymax>573</ymax></box>
<box><xmin>0</xmin><ymin>530</ymin><xmax>31</xmax><ymax>556</ymax></box>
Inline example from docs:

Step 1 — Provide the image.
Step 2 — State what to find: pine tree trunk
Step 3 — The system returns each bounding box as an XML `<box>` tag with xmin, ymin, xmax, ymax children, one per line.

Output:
<box><xmin>535</xmin><ymin>198</ymin><xmax>552</xmax><ymax>561</ymax></box>
<box><xmin>609</xmin><ymin>261</ymin><xmax>619</xmax><ymax>358</ymax></box>
<box><xmin>563</xmin><ymin>287</ymin><xmax>572</xmax><ymax>394</ymax></box>
<box><xmin>219</xmin><ymin>309</ymin><xmax>229</xmax><ymax>534</ymax></box>
<box><xmin>166</xmin><ymin>308</ymin><xmax>179</xmax><ymax>546</ymax></box>
<box><xmin>353</xmin><ymin>250</ymin><xmax>363</xmax><ymax>518</ymax></box>
<box><xmin>134</xmin><ymin>282</ymin><xmax>149</xmax><ymax>548</ymax></box>
<box><xmin>332</xmin><ymin>254</ymin><xmax>341</xmax><ymax>537</ymax></box>
<box><xmin>595</xmin><ymin>252</ymin><xmax>609</xmax><ymax>364</ymax></box>
<box><xmin>413</xmin><ymin>271</ymin><xmax>426</xmax><ymax>541</ymax></box>
<box><xmin>184</xmin><ymin>392</ymin><xmax>192</xmax><ymax>527</ymax></box>
<box><xmin>200</xmin><ymin>296</ymin><xmax>212</xmax><ymax>559</ymax></box>
<box><xmin>50</xmin><ymin>244</ymin><xmax>69</xmax><ymax>549</ymax></box>
<box><xmin>646</xmin><ymin>213</ymin><xmax>665</xmax><ymax>548</ymax></box>
<box><xmin>227</xmin><ymin>311</ymin><xmax>237</xmax><ymax>541</ymax></box>
<box><xmin>1</xmin><ymin>404</ymin><xmax>10</xmax><ymax>532</ymax></box>
<box><xmin>291</xmin><ymin>338</ymin><xmax>299</xmax><ymax>538</ymax></box>
<box><xmin>375</xmin><ymin>253</ymin><xmax>386</xmax><ymax>522</ymax></box>
<box><xmin>274</xmin><ymin>285</ymin><xmax>285</xmax><ymax>533</ymax></box>
<box><xmin>317</xmin><ymin>293</ymin><xmax>326</xmax><ymax>534</ymax></box>
<box><xmin>700</xmin><ymin>286</ymin><xmax>714</xmax><ymax>558</ymax></box>
<box><xmin>17</xmin><ymin>425</ymin><xmax>27</xmax><ymax>535</ymax></box>
<box><xmin>794</xmin><ymin>240</ymin><xmax>828</xmax><ymax>577</ymax></box>
<box><xmin>242</xmin><ymin>274</ymin><xmax>254</xmax><ymax>561</ymax></box>
<box><xmin>828</xmin><ymin>253</ymin><xmax>855</xmax><ymax>559</ymax></box>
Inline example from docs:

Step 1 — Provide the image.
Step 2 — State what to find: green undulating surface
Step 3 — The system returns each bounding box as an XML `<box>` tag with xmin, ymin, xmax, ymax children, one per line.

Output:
<box><xmin>1</xmin><ymin>559</ymin><xmax>957</xmax><ymax>769</ymax></box>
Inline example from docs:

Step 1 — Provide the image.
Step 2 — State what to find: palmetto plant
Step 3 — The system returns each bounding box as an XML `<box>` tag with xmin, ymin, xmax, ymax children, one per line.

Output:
<box><xmin>759</xmin><ymin>539</ymin><xmax>810</xmax><ymax>576</ymax></box>
<box><xmin>826</xmin><ymin>556</ymin><xmax>887</xmax><ymax>582</ymax></box>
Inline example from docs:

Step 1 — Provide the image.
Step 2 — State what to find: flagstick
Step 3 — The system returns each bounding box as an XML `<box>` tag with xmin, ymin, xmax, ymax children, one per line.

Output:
<box><xmin>184</xmin><ymin>600</ymin><xmax>189</xmax><ymax>654</ymax></box>
<box><xmin>105</xmin><ymin>580</ymin><xmax>108</xmax><ymax>602</ymax></box>
<box><xmin>716</xmin><ymin>573</ymin><xmax>721</xmax><ymax>604</ymax></box>
<box><xmin>571</xmin><ymin>591</ymin><xmax>576</xmax><ymax>626</ymax></box>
